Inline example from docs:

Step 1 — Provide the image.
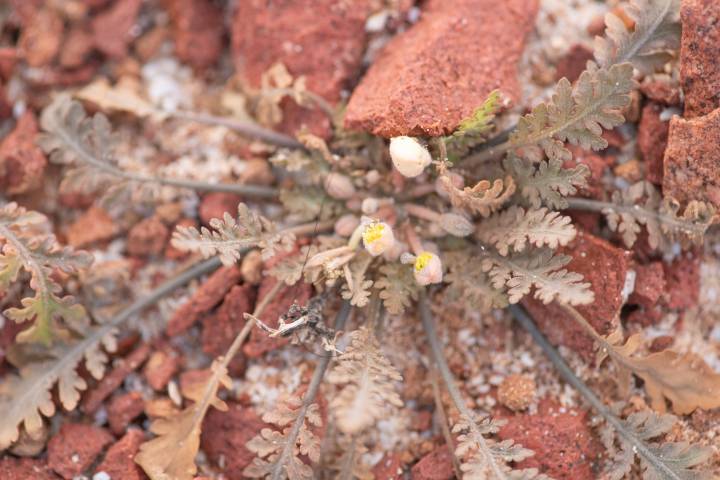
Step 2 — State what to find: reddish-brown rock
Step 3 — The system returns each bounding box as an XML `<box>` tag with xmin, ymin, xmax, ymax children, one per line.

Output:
<box><xmin>344</xmin><ymin>0</ymin><xmax>538</xmax><ymax>137</ymax></box>
<box><xmin>679</xmin><ymin>0</ymin><xmax>720</xmax><ymax>117</ymax></box>
<box><xmin>60</xmin><ymin>26</ymin><xmax>95</xmax><ymax>69</ymax></box>
<box><xmin>66</xmin><ymin>206</ymin><xmax>118</xmax><ymax>248</ymax></box>
<box><xmin>0</xmin><ymin>83</ymin><xmax>11</xmax><ymax>120</ymax></box>
<box><xmin>18</xmin><ymin>7</ymin><xmax>63</xmax><ymax>67</ymax></box>
<box><xmin>107</xmin><ymin>391</ymin><xmax>145</xmax><ymax>435</ymax></box>
<box><xmin>555</xmin><ymin>44</ymin><xmax>594</xmax><ymax>83</ymax></box>
<box><xmin>663</xmin><ymin>107</ymin><xmax>720</xmax><ymax>208</ymax></box>
<box><xmin>163</xmin><ymin>0</ymin><xmax>223</xmax><ymax>70</ymax></box>
<box><xmin>91</xmin><ymin>0</ymin><xmax>142</xmax><ymax>58</ymax></box>
<box><xmin>202</xmin><ymin>283</ymin><xmax>256</xmax><ymax>375</ymax></box>
<box><xmin>0</xmin><ymin>457</ymin><xmax>58</xmax><ymax>480</ymax></box>
<box><xmin>565</xmin><ymin>146</ymin><xmax>610</xmax><ymax>200</ymax></box>
<box><xmin>166</xmin><ymin>265</ymin><xmax>243</xmax><ymax>336</ymax></box>
<box><xmin>628</xmin><ymin>261</ymin><xmax>666</xmax><ymax>307</ymax></box>
<box><xmin>663</xmin><ymin>251</ymin><xmax>701</xmax><ymax>310</ymax></box>
<box><xmin>373</xmin><ymin>453</ymin><xmax>404</xmax><ymax>480</ymax></box>
<box><xmin>82</xmin><ymin>343</ymin><xmax>151</xmax><ymax>414</ymax></box>
<box><xmin>637</xmin><ymin>102</ymin><xmax>669</xmax><ymax>185</ymax></box>
<box><xmin>410</xmin><ymin>446</ymin><xmax>453</xmax><ymax>480</ymax></box>
<box><xmin>200</xmin><ymin>403</ymin><xmax>268</xmax><ymax>479</ymax></box>
<box><xmin>523</xmin><ymin>231</ymin><xmax>630</xmax><ymax>360</ymax></box>
<box><xmin>232</xmin><ymin>0</ymin><xmax>370</xmax><ymax>138</ymax></box>
<box><xmin>47</xmin><ymin>423</ymin><xmax>113</xmax><ymax>479</ymax></box>
<box><xmin>143</xmin><ymin>348</ymin><xmax>180</xmax><ymax>391</ymax></box>
<box><xmin>496</xmin><ymin>399</ymin><xmax>602</xmax><ymax>479</ymax></box>
<box><xmin>127</xmin><ymin>217</ymin><xmax>170</xmax><ymax>257</ymax></box>
<box><xmin>0</xmin><ymin>111</ymin><xmax>47</xmax><ymax>195</ymax></box>
<box><xmin>640</xmin><ymin>79</ymin><xmax>681</xmax><ymax>106</ymax></box>
<box><xmin>95</xmin><ymin>429</ymin><xmax>146</xmax><ymax>480</ymax></box>
<box><xmin>244</xmin><ymin>278</ymin><xmax>312</xmax><ymax>358</ymax></box>
<box><xmin>199</xmin><ymin>192</ymin><xmax>242</xmax><ymax>226</ymax></box>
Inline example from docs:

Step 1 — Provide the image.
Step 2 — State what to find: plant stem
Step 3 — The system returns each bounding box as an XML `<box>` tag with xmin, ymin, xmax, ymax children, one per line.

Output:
<box><xmin>418</xmin><ymin>292</ymin><xmax>508</xmax><ymax>480</ymax></box>
<box><xmin>509</xmin><ymin>304</ymin><xmax>683</xmax><ymax>480</ymax></box>
<box><xmin>171</xmin><ymin>110</ymin><xmax>305</xmax><ymax>150</ymax></box>
<box><xmin>430</xmin><ymin>367</ymin><xmax>462</xmax><ymax>479</ymax></box>
<box><xmin>403</xmin><ymin>204</ymin><xmax>441</xmax><ymax>223</ymax></box>
<box><xmin>271</xmin><ymin>300</ymin><xmax>353</xmax><ymax>480</ymax></box>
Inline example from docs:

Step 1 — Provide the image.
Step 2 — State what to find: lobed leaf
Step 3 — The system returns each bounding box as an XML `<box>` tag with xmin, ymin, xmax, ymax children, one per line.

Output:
<box><xmin>503</xmin><ymin>156</ymin><xmax>589</xmax><ymax>210</ymax></box>
<box><xmin>375</xmin><ymin>263</ymin><xmax>421</xmax><ymax>315</ymax></box>
<box><xmin>439</xmin><ymin>175</ymin><xmax>516</xmax><ymax>218</ymax></box>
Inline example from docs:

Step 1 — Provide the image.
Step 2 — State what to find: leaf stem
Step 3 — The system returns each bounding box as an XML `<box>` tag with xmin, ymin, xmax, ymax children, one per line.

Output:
<box><xmin>418</xmin><ymin>292</ymin><xmax>508</xmax><ymax>480</ymax></box>
<box><xmin>509</xmin><ymin>304</ymin><xmax>683</xmax><ymax>480</ymax></box>
<box><xmin>271</xmin><ymin>300</ymin><xmax>353</xmax><ymax>480</ymax></box>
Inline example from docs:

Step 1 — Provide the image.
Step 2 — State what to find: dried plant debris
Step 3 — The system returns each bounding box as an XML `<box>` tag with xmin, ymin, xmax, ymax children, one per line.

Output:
<box><xmin>244</xmin><ymin>396</ymin><xmax>323</xmax><ymax>480</ymax></box>
<box><xmin>0</xmin><ymin>202</ymin><xmax>92</xmax><ymax>344</ymax></box>
<box><xmin>135</xmin><ymin>360</ymin><xmax>232</xmax><ymax>480</ymax></box>
<box><xmin>327</xmin><ymin>327</ymin><xmax>402</xmax><ymax>435</ymax></box>
<box><xmin>172</xmin><ymin>203</ymin><xmax>296</xmax><ymax>265</ymax></box>
<box><xmin>594</xmin><ymin>0</ymin><xmax>681</xmax><ymax>73</ymax></box>
<box><xmin>600</xmin><ymin>409</ymin><xmax>714</xmax><ymax>480</ymax></box>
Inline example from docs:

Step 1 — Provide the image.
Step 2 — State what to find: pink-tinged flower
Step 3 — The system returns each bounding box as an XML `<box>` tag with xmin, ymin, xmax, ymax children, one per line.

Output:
<box><xmin>413</xmin><ymin>251</ymin><xmax>443</xmax><ymax>285</ymax></box>
<box><xmin>362</xmin><ymin>221</ymin><xmax>395</xmax><ymax>256</ymax></box>
<box><xmin>389</xmin><ymin>136</ymin><xmax>432</xmax><ymax>178</ymax></box>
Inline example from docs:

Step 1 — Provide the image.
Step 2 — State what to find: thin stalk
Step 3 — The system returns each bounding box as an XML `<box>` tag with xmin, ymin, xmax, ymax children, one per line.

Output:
<box><xmin>418</xmin><ymin>293</ymin><xmax>508</xmax><ymax>480</ymax></box>
<box><xmin>430</xmin><ymin>367</ymin><xmax>463</xmax><ymax>479</ymax></box>
<box><xmin>171</xmin><ymin>110</ymin><xmax>305</xmax><ymax>150</ymax></box>
<box><xmin>509</xmin><ymin>304</ymin><xmax>683</xmax><ymax>480</ymax></box>
<box><xmin>271</xmin><ymin>300</ymin><xmax>353</xmax><ymax>480</ymax></box>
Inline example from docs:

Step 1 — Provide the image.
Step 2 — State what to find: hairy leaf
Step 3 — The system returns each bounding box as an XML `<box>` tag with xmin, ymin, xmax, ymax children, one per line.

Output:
<box><xmin>595</xmin><ymin>0</ymin><xmax>681</xmax><ymax>73</ymax></box>
<box><xmin>504</xmin><ymin>156</ymin><xmax>589</xmax><ymax>209</ymax></box>
<box><xmin>136</xmin><ymin>360</ymin><xmax>231</xmax><ymax>480</ymax></box>
<box><xmin>375</xmin><ymin>263</ymin><xmax>421</xmax><ymax>315</ymax></box>
<box><xmin>477</xmin><ymin>205</ymin><xmax>576</xmax><ymax>256</ymax></box>
<box><xmin>327</xmin><ymin>328</ymin><xmax>402</xmax><ymax>435</ymax></box>
<box><xmin>446</xmin><ymin>90</ymin><xmax>502</xmax><ymax>159</ymax></box>
<box><xmin>509</xmin><ymin>63</ymin><xmax>634</xmax><ymax>162</ymax></box>
<box><xmin>172</xmin><ymin>203</ymin><xmax>295</xmax><ymax>265</ymax></box>
<box><xmin>445</xmin><ymin>251</ymin><xmax>509</xmax><ymax>313</ymax></box>
<box><xmin>439</xmin><ymin>175</ymin><xmax>516</xmax><ymax>217</ymax></box>
<box><xmin>482</xmin><ymin>248</ymin><xmax>594</xmax><ymax>305</ymax></box>
<box><xmin>340</xmin><ymin>253</ymin><xmax>373</xmax><ymax>307</ymax></box>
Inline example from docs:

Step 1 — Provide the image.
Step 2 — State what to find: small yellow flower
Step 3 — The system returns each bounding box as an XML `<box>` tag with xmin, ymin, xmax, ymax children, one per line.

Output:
<box><xmin>413</xmin><ymin>251</ymin><xmax>443</xmax><ymax>285</ymax></box>
<box><xmin>362</xmin><ymin>221</ymin><xmax>395</xmax><ymax>256</ymax></box>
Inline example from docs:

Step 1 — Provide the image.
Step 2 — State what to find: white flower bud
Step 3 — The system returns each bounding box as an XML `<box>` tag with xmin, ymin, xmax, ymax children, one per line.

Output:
<box><xmin>439</xmin><ymin>213</ymin><xmax>474</xmax><ymax>237</ymax></box>
<box><xmin>413</xmin><ymin>251</ymin><xmax>443</xmax><ymax>286</ymax></box>
<box><xmin>324</xmin><ymin>172</ymin><xmax>356</xmax><ymax>199</ymax></box>
<box><xmin>389</xmin><ymin>136</ymin><xmax>432</xmax><ymax>178</ymax></box>
<box><xmin>361</xmin><ymin>221</ymin><xmax>395</xmax><ymax>256</ymax></box>
<box><xmin>334</xmin><ymin>214</ymin><xmax>360</xmax><ymax>237</ymax></box>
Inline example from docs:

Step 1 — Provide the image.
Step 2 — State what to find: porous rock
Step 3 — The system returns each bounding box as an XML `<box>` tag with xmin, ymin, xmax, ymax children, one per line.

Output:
<box><xmin>0</xmin><ymin>111</ymin><xmax>47</xmax><ymax>195</ymax></box>
<box><xmin>95</xmin><ymin>428</ymin><xmax>146</xmax><ymax>480</ymax></box>
<box><xmin>163</xmin><ymin>0</ymin><xmax>223</xmax><ymax>70</ymax></box>
<box><xmin>47</xmin><ymin>423</ymin><xmax>113</xmax><ymax>479</ymax></box>
<box><xmin>637</xmin><ymin>102</ymin><xmax>669</xmax><ymax>185</ymax></box>
<box><xmin>0</xmin><ymin>457</ymin><xmax>58</xmax><ymax>480</ymax></box>
<box><xmin>410</xmin><ymin>446</ymin><xmax>453</xmax><ymax>480</ymax></box>
<box><xmin>344</xmin><ymin>0</ymin><xmax>538</xmax><ymax>137</ymax></box>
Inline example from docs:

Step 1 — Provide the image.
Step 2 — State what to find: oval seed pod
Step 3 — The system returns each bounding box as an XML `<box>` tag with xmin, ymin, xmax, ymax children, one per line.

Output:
<box><xmin>413</xmin><ymin>251</ymin><xmax>443</xmax><ymax>285</ymax></box>
<box><xmin>389</xmin><ymin>136</ymin><xmax>432</xmax><ymax>178</ymax></box>
<box><xmin>439</xmin><ymin>213</ymin><xmax>474</xmax><ymax>237</ymax></box>
<box><xmin>324</xmin><ymin>172</ymin><xmax>356</xmax><ymax>200</ymax></box>
<box><xmin>334</xmin><ymin>214</ymin><xmax>360</xmax><ymax>237</ymax></box>
<box><xmin>362</xmin><ymin>221</ymin><xmax>395</xmax><ymax>256</ymax></box>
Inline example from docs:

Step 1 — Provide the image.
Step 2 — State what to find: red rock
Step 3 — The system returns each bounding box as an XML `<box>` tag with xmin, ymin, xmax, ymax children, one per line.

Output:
<box><xmin>95</xmin><ymin>429</ymin><xmax>146</xmax><ymax>480</ymax></box>
<box><xmin>82</xmin><ymin>343</ymin><xmax>152</xmax><ymax>414</ymax></box>
<box><xmin>47</xmin><ymin>423</ymin><xmax>113</xmax><ymax>479</ymax></box>
<box><xmin>637</xmin><ymin>102</ymin><xmax>669</xmax><ymax>185</ymax></box>
<box><xmin>66</xmin><ymin>206</ymin><xmax>118</xmax><ymax>248</ymax></box>
<box><xmin>344</xmin><ymin>0</ymin><xmax>538</xmax><ymax>137</ymax></box>
<box><xmin>163</xmin><ymin>0</ymin><xmax>223</xmax><ymax>70</ymax></box>
<box><xmin>232</xmin><ymin>0</ymin><xmax>370</xmax><ymax>138</ymax></box>
<box><xmin>127</xmin><ymin>217</ymin><xmax>170</xmax><ymax>257</ymax></box>
<box><xmin>640</xmin><ymin>79</ymin><xmax>681</xmax><ymax>106</ymax></box>
<box><xmin>107</xmin><ymin>391</ymin><xmax>145</xmax><ymax>435</ymax></box>
<box><xmin>663</xmin><ymin>251</ymin><xmax>701</xmax><ymax>310</ymax></box>
<box><xmin>143</xmin><ymin>348</ymin><xmax>180</xmax><ymax>391</ymax></box>
<box><xmin>523</xmin><ymin>231</ymin><xmax>630</xmax><ymax>360</ymax></box>
<box><xmin>555</xmin><ymin>44</ymin><xmax>594</xmax><ymax>83</ymax></box>
<box><xmin>202</xmin><ymin>284</ymin><xmax>256</xmax><ymax>375</ymax></box>
<box><xmin>373</xmin><ymin>453</ymin><xmax>404</xmax><ymax>480</ymax></box>
<box><xmin>91</xmin><ymin>0</ymin><xmax>142</xmax><ymax>58</ymax></box>
<box><xmin>58</xmin><ymin>192</ymin><xmax>95</xmax><ymax>209</ymax></box>
<box><xmin>496</xmin><ymin>399</ymin><xmax>602</xmax><ymax>479</ymax></box>
<box><xmin>0</xmin><ymin>457</ymin><xmax>58</xmax><ymax>480</ymax></box>
<box><xmin>18</xmin><ymin>7</ymin><xmax>63</xmax><ymax>67</ymax></box>
<box><xmin>200</xmin><ymin>403</ymin><xmax>268</xmax><ymax>479</ymax></box>
<box><xmin>0</xmin><ymin>47</ymin><xmax>18</xmax><ymax>80</ymax></box>
<box><xmin>663</xmin><ymin>107</ymin><xmax>720</xmax><ymax>208</ymax></box>
<box><xmin>565</xmin><ymin>146</ymin><xmax>609</xmax><ymax>199</ymax></box>
<box><xmin>649</xmin><ymin>335</ymin><xmax>674</xmax><ymax>352</ymax></box>
<box><xmin>0</xmin><ymin>83</ymin><xmax>11</xmax><ymax>119</ymax></box>
<box><xmin>199</xmin><ymin>192</ymin><xmax>243</xmax><ymax>226</ymax></box>
<box><xmin>166</xmin><ymin>265</ymin><xmax>243</xmax><ymax>336</ymax></box>
<box><xmin>628</xmin><ymin>262</ymin><xmax>666</xmax><ymax>307</ymax></box>
<box><xmin>0</xmin><ymin>111</ymin><xmax>47</xmax><ymax>195</ymax></box>
<box><xmin>60</xmin><ymin>25</ymin><xmax>95</xmax><ymax>69</ymax></box>
<box><xmin>244</xmin><ymin>277</ymin><xmax>312</xmax><ymax>358</ymax></box>
<box><xmin>679</xmin><ymin>0</ymin><xmax>720</xmax><ymax>117</ymax></box>
<box><xmin>410</xmin><ymin>446</ymin><xmax>453</xmax><ymax>480</ymax></box>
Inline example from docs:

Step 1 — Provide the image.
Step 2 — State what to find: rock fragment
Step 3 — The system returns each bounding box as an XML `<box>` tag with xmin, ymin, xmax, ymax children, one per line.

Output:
<box><xmin>47</xmin><ymin>423</ymin><xmax>113</xmax><ymax>479</ymax></box>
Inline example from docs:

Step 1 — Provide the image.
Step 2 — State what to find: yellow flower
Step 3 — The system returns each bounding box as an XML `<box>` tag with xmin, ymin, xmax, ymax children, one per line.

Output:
<box><xmin>413</xmin><ymin>251</ymin><xmax>443</xmax><ymax>285</ymax></box>
<box><xmin>362</xmin><ymin>221</ymin><xmax>395</xmax><ymax>256</ymax></box>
